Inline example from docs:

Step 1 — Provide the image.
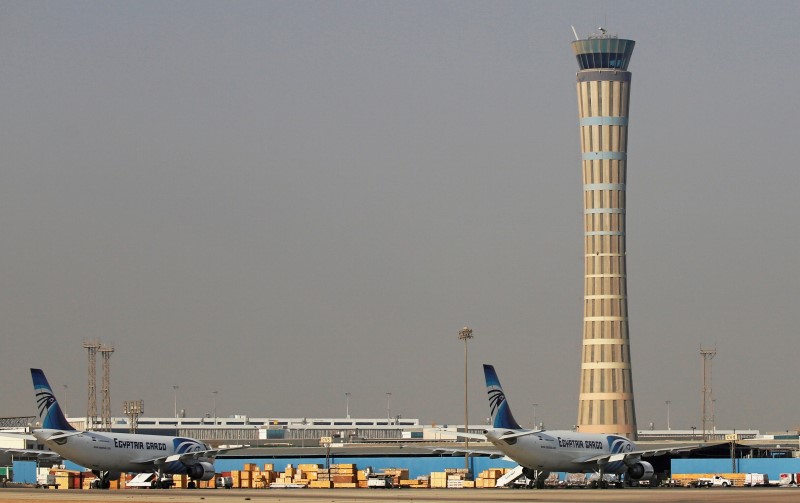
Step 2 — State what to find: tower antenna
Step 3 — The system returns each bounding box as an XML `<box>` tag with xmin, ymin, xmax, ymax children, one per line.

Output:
<box><xmin>700</xmin><ymin>346</ymin><xmax>717</xmax><ymax>441</ymax></box>
<box><xmin>571</xmin><ymin>25</ymin><xmax>580</xmax><ymax>41</ymax></box>
<box><xmin>83</xmin><ymin>339</ymin><xmax>100</xmax><ymax>431</ymax></box>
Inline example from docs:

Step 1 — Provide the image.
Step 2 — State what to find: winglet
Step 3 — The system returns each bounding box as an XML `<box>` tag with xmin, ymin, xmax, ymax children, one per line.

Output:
<box><xmin>31</xmin><ymin>369</ymin><xmax>75</xmax><ymax>431</ymax></box>
<box><xmin>483</xmin><ymin>364</ymin><xmax>521</xmax><ymax>430</ymax></box>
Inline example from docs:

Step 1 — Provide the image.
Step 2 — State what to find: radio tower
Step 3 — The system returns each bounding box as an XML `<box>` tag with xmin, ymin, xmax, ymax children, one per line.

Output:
<box><xmin>700</xmin><ymin>346</ymin><xmax>717</xmax><ymax>441</ymax></box>
<box><xmin>99</xmin><ymin>343</ymin><xmax>115</xmax><ymax>432</ymax></box>
<box><xmin>83</xmin><ymin>340</ymin><xmax>99</xmax><ymax>430</ymax></box>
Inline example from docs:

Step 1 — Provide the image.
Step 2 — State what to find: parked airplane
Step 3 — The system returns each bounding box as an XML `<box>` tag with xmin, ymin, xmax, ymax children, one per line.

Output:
<box><xmin>441</xmin><ymin>364</ymin><xmax>695</xmax><ymax>488</ymax></box>
<box><xmin>25</xmin><ymin>368</ymin><xmax>239</xmax><ymax>488</ymax></box>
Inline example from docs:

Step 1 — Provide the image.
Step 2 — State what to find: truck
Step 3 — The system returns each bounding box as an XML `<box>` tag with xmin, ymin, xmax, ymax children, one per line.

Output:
<box><xmin>216</xmin><ymin>476</ymin><xmax>233</xmax><ymax>489</ymax></box>
<box><xmin>35</xmin><ymin>471</ymin><xmax>58</xmax><ymax>489</ymax></box>
<box><xmin>694</xmin><ymin>475</ymin><xmax>732</xmax><ymax>487</ymax></box>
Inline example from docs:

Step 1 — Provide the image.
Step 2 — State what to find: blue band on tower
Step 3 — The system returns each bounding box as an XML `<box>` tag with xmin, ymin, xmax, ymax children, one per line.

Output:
<box><xmin>580</xmin><ymin>116</ymin><xmax>628</xmax><ymax>126</ymax></box>
<box><xmin>582</xmin><ymin>151</ymin><xmax>627</xmax><ymax>161</ymax></box>
<box><xmin>583</xmin><ymin>183</ymin><xmax>625</xmax><ymax>191</ymax></box>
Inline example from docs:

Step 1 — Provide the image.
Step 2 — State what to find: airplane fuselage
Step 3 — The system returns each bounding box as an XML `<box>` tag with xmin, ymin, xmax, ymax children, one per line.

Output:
<box><xmin>485</xmin><ymin>429</ymin><xmax>635</xmax><ymax>473</ymax></box>
<box><xmin>33</xmin><ymin>429</ymin><xmax>210</xmax><ymax>474</ymax></box>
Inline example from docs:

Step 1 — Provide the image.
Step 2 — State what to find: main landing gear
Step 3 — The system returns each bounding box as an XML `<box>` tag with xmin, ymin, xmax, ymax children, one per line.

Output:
<box><xmin>90</xmin><ymin>470</ymin><xmax>116</xmax><ymax>489</ymax></box>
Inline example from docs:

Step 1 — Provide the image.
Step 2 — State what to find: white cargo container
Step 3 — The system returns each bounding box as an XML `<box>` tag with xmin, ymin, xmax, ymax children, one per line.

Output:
<box><xmin>744</xmin><ymin>473</ymin><xmax>769</xmax><ymax>486</ymax></box>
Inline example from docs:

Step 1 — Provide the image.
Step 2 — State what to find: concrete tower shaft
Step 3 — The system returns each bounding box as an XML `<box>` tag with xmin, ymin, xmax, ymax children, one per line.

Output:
<box><xmin>572</xmin><ymin>36</ymin><xmax>637</xmax><ymax>439</ymax></box>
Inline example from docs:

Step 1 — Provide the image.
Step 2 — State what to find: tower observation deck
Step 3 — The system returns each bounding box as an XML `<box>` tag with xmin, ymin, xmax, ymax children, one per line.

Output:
<box><xmin>572</xmin><ymin>33</ymin><xmax>637</xmax><ymax>439</ymax></box>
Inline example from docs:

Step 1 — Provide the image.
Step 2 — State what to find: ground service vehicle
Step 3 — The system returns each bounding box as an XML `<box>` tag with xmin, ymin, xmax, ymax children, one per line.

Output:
<box><xmin>694</xmin><ymin>475</ymin><xmax>731</xmax><ymax>487</ymax></box>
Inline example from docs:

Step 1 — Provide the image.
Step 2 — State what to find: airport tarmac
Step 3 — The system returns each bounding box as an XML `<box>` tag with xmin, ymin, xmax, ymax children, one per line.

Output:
<box><xmin>1</xmin><ymin>487</ymin><xmax>799</xmax><ymax>503</ymax></box>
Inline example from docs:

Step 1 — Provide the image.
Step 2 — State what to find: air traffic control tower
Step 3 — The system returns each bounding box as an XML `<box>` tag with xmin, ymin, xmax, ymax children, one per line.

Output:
<box><xmin>572</xmin><ymin>32</ymin><xmax>638</xmax><ymax>439</ymax></box>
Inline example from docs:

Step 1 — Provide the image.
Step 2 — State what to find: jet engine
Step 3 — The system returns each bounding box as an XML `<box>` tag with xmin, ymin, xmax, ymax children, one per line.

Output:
<box><xmin>186</xmin><ymin>461</ymin><xmax>215</xmax><ymax>481</ymax></box>
<box><xmin>626</xmin><ymin>460</ymin><xmax>654</xmax><ymax>481</ymax></box>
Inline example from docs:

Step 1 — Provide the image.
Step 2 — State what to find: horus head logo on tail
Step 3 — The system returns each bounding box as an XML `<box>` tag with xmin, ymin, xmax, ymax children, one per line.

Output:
<box><xmin>30</xmin><ymin>369</ymin><xmax>75</xmax><ymax>431</ymax></box>
<box><xmin>483</xmin><ymin>365</ymin><xmax>522</xmax><ymax>430</ymax></box>
<box><xmin>36</xmin><ymin>390</ymin><xmax>57</xmax><ymax>419</ymax></box>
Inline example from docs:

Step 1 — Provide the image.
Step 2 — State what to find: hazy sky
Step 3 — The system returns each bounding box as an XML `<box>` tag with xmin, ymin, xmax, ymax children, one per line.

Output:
<box><xmin>1</xmin><ymin>1</ymin><xmax>798</xmax><ymax>433</ymax></box>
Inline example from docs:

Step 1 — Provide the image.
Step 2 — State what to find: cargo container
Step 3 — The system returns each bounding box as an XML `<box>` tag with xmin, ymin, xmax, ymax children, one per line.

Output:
<box><xmin>745</xmin><ymin>473</ymin><xmax>769</xmax><ymax>486</ymax></box>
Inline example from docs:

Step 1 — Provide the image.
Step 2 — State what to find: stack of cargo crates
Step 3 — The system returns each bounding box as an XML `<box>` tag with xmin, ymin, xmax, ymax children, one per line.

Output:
<box><xmin>430</xmin><ymin>471</ymin><xmax>448</xmax><ymax>488</ymax></box>
<box><xmin>312</xmin><ymin>467</ymin><xmax>333</xmax><ymax>488</ymax></box>
<box><xmin>445</xmin><ymin>468</ymin><xmax>470</xmax><ymax>488</ymax></box>
<box><xmin>356</xmin><ymin>469</ymin><xmax>368</xmax><ymax>488</ymax></box>
<box><xmin>409</xmin><ymin>475</ymin><xmax>430</xmax><ymax>488</ymax></box>
<box><xmin>231</xmin><ymin>469</ymin><xmax>251</xmax><ymax>488</ymax></box>
<box><xmin>295</xmin><ymin>463</ymin><xmax>319</xmax><ymax>485</ymax></box>
<box><xmin>52</xmin><ymin>468</ymin><xmax>83</xmax><ymax>490</ymax></box>
<box><xmin>475</xmin><ymin>468</ymin><xmax>507</xmax><ymax>488</ymax></box>
<box><xmin>331</xmin><ymin>464</ymin><xmax>357</xmax><ymax>488</ymax></box>
<box><xmin>197</xmin><ymin>475</ymin><xmax>217</xmax><ymax>489</ymax></box>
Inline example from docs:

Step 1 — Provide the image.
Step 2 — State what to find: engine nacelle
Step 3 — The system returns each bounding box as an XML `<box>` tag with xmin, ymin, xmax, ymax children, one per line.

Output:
<box><xmin>626</xmin><ymin>460</ymin><xmax>654</xmax><ymax>481</ymax></box>
<box><xmin>186</xmin><ymin>461</ymin><xmax>215</xmax><ymax>481</ymax></box>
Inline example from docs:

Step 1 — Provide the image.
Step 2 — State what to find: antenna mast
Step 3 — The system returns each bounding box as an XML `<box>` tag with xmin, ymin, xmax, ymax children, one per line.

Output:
<box><xmin>83</xmin><ymin>340</ymin><xmax>99</xmax><ymax>431</ymax></box>
<box><xmin>99</xmin><ymin>343</ymin><xmax>115</xmax><ymax>431</ymax></box>
<box><xmin>700</xmin><ymin>346</ymin><xmax>717</xmax><ymax>441</ymax></box>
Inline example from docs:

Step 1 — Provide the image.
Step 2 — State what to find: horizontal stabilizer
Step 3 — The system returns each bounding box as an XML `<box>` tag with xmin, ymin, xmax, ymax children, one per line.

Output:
<box><xmin>497</xmin><ymin>429</ymin><xmax>543</xmax><ymax>441</ymax></box>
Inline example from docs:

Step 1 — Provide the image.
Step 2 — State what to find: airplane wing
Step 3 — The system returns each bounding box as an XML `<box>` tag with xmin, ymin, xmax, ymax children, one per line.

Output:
<box><xmin>428</xmin><ymin>446</ymin><xmax>509</xmax><ymax>459</ymax></box>
<box><xmin>577</xmin><ymin>444</ymin><xmax>701</xmax><ymax>465</ymax></box>
<box><xmin>132</xmin><ymin>445</ymin><xmax>248</xmax><ymax>465</ymax></box>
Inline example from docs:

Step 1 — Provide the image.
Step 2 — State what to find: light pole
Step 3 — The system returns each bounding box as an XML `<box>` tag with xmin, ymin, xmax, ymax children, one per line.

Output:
<box><xmin>345</xmin><ymin>392</ymin><xmax>351</xmax><ymax>419</ymax></box>
<box><xmin>63</xmin><ymin>384</ymin><xmax>69</xmax><ymax>418</ymax></box>
<box><xmin>213</xmin><ymin>391</ymin><xmax>218</xmax><ymax>425</ymax></box>
<box><xmin>386</xmin><ymin>392</ymin><xmax>391</xmax><ymax>422</ymax></box>
<box><xmin>665</xmin><ymin>400</ymin><xmax>671</xmax><ymax>430</ymax></box>
<box><xmin>172</xmin><ymin>385</ymin><xmax>179</xmax><ymax>418</ymax></box>
<box><xmin>532</xmin><ymin>403</ymin><xmax>539</xmax><ymax>429</ymax></box>
<box><xmin>458</xmin><ymin>326</ymin><xmax>474</xmax><ymax>471</ymax></box>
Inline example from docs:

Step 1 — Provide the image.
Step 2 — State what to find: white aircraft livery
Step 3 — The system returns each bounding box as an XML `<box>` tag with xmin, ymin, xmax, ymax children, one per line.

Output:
<box><xmin>443</xmin><ymin>365</ymin><xmax>694</xmax><ymax>488</ymax></box>
<box><xmin>30</xmin><ymin>368</ymin><xmax>237</xmax><ymax>488</ymax></box>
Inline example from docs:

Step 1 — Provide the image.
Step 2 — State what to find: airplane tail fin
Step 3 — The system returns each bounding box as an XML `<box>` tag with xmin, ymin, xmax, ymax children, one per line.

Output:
<box><xmin>31</xmin><ymin>369</ymin><xmax>75</xmax><ymax>431</ymax></box>
<box><xmin>483</xmin><ymin>364</ymin><xmax>522</xmax><ymax>430</ymax></box>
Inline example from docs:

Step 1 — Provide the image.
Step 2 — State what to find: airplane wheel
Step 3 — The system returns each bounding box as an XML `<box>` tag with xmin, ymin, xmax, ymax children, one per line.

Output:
<box><xmin>101</xmin><ymin>480</ymin><xmax>111</xmax><ymax>489</ymax></box>
<box><xmin>188</xmin><ymin>481</ymin><xmax>196</xmax><ymax>489</ymax></box>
